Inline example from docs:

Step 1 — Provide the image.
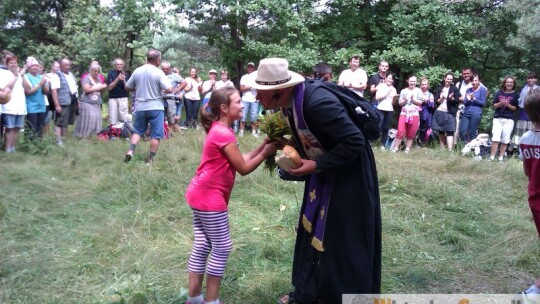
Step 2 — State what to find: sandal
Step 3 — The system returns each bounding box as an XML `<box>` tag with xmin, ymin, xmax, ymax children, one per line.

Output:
<box><xmin>277</xmin><ymin>292</ymin><xmax>295</xmax><ymax>304</ymax></box>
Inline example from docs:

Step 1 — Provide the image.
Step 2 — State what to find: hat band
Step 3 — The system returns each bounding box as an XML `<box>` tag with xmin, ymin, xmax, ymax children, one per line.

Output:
<box><xmin>256</xmin><ymin>76</ymin><xmax>291</xmax><ymax>86</ymax></box>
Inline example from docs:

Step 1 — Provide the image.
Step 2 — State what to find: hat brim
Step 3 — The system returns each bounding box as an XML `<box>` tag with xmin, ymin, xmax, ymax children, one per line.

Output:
<box><xmin>252</xmin><ymin>71</ymin><xmax>305</xmax><ymax>91</ymax></box>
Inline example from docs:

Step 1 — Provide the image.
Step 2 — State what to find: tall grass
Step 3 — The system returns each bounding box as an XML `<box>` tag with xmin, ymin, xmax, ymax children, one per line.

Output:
<box><xmin>0</xmin><ymin>131</ymin><xmax>538</xmax><ymax>303</ymax></box>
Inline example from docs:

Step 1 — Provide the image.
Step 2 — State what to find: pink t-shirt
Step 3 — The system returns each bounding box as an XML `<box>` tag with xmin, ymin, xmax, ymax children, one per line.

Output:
<box><xmin>519</xmin><ymin>130</ymin><xmax>540</xmax><ymax>209</ymax></box>
<box><xmin>185</xmin><ymin>121</ymin><xmax>237</xmax><ymax>211</ymax></box>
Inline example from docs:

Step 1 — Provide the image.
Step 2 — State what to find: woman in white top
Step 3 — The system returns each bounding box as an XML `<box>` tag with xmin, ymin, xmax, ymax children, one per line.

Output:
<box><xmin>1</xmin><ymin>55</ymin><xmax>27</xmax><ymax>153</ymax></box>
<box><xmin>374</xmin><ymin>74</ymin><xmax>397</xmax><ymax>149</ymax></box>
<box><xmin>391</xmin><ymin>75</ymin><xmax>422</xmax><ymax>153</ymax></box>
<box><xmin>201</xmin><ymin>69</ymin><xmax>218</xmax><ymax>109</ymax></box>
<box><xmin>432</xmin><ymin>73</ymin><xmax>460</xmax><ymax>151</ymax></box>
<box><xmin>183</xmin><ymin>67</ymin><xmax>202</xmax><ymax>129</ymax></box>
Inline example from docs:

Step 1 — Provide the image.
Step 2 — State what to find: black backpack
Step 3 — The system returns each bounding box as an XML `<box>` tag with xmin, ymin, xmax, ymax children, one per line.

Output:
<box><xmin>304</xmin><ymin>80</ymin><xmax>382</xmax><ymax>141</ymax></box>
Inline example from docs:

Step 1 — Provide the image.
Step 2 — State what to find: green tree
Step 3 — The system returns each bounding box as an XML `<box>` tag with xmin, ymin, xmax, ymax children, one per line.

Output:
<box><xmin>175</xmin><ymin>0</ymin><xmax>321</xmax><ymax>77</ymax></box>
<box><xmin>1</xmin><ymin>0</ymin><xmax>159</xmax><ymax>75</ymax></box>
<box><xmin>0</xmin><ymin>0</ymin><xmax>70</xmax><ymax>59</ymax></box>
<box><xmin>153</xmin><ymin>23</ymin><xmax>221</xmax><ymax>78</ymax></box>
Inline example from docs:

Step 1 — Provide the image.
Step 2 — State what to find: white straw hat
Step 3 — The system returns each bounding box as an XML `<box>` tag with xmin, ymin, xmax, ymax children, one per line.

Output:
<box><xmin>252</xmin><ymin>58</ymin><xmax>305</xmax><ymax>90</ymax></box>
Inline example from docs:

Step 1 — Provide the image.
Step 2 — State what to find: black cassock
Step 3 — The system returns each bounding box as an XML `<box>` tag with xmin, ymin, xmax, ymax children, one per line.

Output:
<box><xmin>287</xmin><ymin>86</ymin><xmax>382</xmax><ymax>304</ymax></box>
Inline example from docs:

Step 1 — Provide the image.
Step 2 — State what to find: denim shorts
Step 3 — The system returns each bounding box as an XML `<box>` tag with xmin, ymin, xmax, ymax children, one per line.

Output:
<box><xmin>43</xmin><ymin>110</ymin><xmax>52</xmax><ymax>125</ymax></box>
<box><xmin>241</xmin><ymin>101</ymin><xmax>259</xmax><ymax>123</ymax></box>
<box><xmin>133</xmin><ymin>110</ymin><xmax>164</xmax><ymax>139</ymax></box>
<box><xmin>54</xmin><ymin>104</ymin><xmax>77</xmax><ymax>127</ymax></box>
<box><xmin>2</xmin><ymin>114</ymin><xmax>25</xmax><ymax>129</ymax></box>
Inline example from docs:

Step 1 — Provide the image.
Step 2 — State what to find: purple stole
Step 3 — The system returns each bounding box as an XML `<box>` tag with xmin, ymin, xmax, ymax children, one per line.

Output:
<box><xmin>288</xmin><ymin>83</ymin><xmax>336</xmax><ymax>252</ymax></box>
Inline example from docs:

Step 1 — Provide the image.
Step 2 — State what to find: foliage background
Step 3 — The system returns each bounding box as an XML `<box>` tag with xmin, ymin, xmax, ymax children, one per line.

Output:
<box><xmin>2</xmin><ymin>0</ymin><xmax>538</xmax><ymax>81</ymax></box>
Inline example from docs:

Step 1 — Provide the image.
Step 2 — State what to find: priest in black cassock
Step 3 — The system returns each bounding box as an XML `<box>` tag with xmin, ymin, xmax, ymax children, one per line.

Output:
<box><xmin>254</xmin><ymin>58</ymin><xmax>382</xmax><ymax>304</ymax></box>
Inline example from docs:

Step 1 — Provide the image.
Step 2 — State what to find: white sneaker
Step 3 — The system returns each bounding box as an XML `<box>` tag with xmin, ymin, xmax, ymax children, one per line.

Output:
<box><xmin>239</xmin><ymin>130</ymin><xmax>244</xmax><ymax>137</ymax></box>
<box><xmin>380</xmin><ymin>146</ymin><xmax>386</xmax><ymax>151</ymax></box>
<box><xmin>252</xmin><ymin>131</ymin><xmax>259</xmax><ymax>137</ymax></box>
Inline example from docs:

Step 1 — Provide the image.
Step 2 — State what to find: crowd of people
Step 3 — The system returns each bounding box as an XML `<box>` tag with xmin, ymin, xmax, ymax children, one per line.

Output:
<box><xmin>334</xmin><ymin>56</ymin><xmax>539</xmax><ymax>162</ymax></box>
<box><xmin>0</xmin><ymin>50</ymin><xmax>245</xmax><ymax>159</ymax></box>
<box><xmin>1</xmin><ymin>48</ymin><xmax>539</xmax><ymax>303</ymax></box>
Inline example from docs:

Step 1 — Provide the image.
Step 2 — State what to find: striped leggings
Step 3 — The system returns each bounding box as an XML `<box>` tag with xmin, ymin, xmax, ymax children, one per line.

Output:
<box><xmin>188</xmin><ymin>209</ymin><xmax>232</xmax><ymax>277</ymax></box>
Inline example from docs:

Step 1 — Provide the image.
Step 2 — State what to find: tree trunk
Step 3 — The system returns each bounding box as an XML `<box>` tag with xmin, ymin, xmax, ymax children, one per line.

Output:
<box><xmin>123</xmin><ymin>32</ymin><xmax>136</xmax><ymax>70</ymax></box>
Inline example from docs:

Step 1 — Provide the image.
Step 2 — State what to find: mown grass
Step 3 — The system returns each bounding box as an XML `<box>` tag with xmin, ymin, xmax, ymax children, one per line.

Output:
<box><xmin>0</xmin><ymin>131</ymin><xmax>538</xmax><ymax>304</ymax></box>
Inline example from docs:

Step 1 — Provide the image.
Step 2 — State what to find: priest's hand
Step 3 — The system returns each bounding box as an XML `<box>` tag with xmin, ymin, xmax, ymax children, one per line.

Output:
<box><xmin>288</xmin><ymin>159</ymin><xmax>316</xmax><ymax>176</ymax></box>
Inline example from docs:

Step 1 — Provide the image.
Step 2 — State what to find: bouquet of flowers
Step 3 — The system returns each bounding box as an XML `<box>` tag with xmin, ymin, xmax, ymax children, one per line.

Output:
<box><xmin>259</xmin><ymin>111</ymin><xmax>291</xmax><ymax>172</ymax></box>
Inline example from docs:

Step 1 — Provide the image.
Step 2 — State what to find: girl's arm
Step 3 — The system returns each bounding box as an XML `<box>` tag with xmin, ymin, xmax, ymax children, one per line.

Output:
<box><xmin>22</xmin><ymin>76</ymin><xmax>32</xmax><ymax>95</ymax></box>
<box><xmin>42</xmin><ymin>78</ymin><xmax>50</xmax><ymax>94</ymax></box>
<box><xmin>427</xmin><ymin>92</ymin><xmax>435</xmax><ymax>108</ymax></box>
<box><xmin>243</xmin><ymin>139</ymin><xmax>268</xmax><ymax>161</ymax></box>
<box><xmin>472</xmin><ymin>88</ymin><xmax>487</xmax><ymax>107</ymax></box>
<box><xmin>411</xmin><ymin>89</ymin><xmax>422</xmax><ymax>106</ymax></box>
<box><xmin>493</xmin><ymin>91</ymin><xmax>502</xmax><ymax>109</ymax></box>
<box><xmin>200</xmin><ymin>81</ymin><xmax>209</xmax><ymax>96</ymax></box>
<box><xmin>223</xmin><ymin>141</ymin><xmax>277</xmax><ymax>176</ymax></box>
<box><xmin>397</xmin><ymin>90</ymin><xmax>407</xmax><ymax>106</ymax></box>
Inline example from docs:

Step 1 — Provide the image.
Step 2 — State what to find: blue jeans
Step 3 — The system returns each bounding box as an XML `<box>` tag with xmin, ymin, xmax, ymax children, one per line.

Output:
<box><xmin>459</xmin><ymin>112</ymin><xmax>482</xmax><ymax>143</ymax></box>
<box><xmin>133</xmin><ymin>110</ymin><xmax>164</xmax><ymax>139</ymax></box>
<box><xmin>2</xmin><ymin>114</ymin><xmax>25</xmax><ymax>129</ymax></box>
<box><xmin>175</xmin><ymin>101</ymin><xmax>183</xmax><ymax>125</ymax></box>
<box><xmin>184</xmin><ymin>98</ymin><xmax>200</xmax><ymax>128</ymax></box>
<box><xmin>378</xmin><ymin>110</ymin><xmax>394</xmax><ymax>147</ymax></box>
<box><xmin>241</xmin><ymin>101</ymin><xmax>259</xmax><ymax>123</ymax></box>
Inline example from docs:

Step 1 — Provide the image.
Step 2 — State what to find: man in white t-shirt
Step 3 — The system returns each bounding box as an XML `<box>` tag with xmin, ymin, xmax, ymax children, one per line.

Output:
<box><xmin>337</xmin><ymin>56</ymin><xmax>368</xmax><ymax>97</ymax></box>
<box><xmin>240</xmin><ymin>62</ymin><xmax>259</xmax><ymax>136</ymax></box>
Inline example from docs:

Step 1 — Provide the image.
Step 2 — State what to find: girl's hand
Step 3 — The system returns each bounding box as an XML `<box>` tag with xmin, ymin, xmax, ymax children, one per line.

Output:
<box><xmin>262</xmin><ymin>141</ymin><xmax>278</xmax><ymax>157</ymax></box>
<box><xmin>289</xmin><ymin>159</ymin><xmax>316</xmax><ymax>176</ymax></box>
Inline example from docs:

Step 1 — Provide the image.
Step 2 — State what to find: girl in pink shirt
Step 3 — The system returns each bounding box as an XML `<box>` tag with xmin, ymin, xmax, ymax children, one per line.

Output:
<box><xmin>185</xmin><ymin>87</ymin><xmax>277</xmax><ymax>304</ymax></box>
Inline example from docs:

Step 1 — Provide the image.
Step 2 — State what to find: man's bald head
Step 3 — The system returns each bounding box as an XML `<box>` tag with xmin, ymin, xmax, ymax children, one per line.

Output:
<box><xmin>147</xmin><ymin>49</ymin><xmax>161</xmax><ymax>65</ymax></box>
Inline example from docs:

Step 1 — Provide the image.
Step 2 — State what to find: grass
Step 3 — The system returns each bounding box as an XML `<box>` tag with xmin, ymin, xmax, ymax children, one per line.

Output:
<box><xmin>0</xmin><ymin>130</ymin><xmax>538</xmax><ymax>304</ymax></box>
